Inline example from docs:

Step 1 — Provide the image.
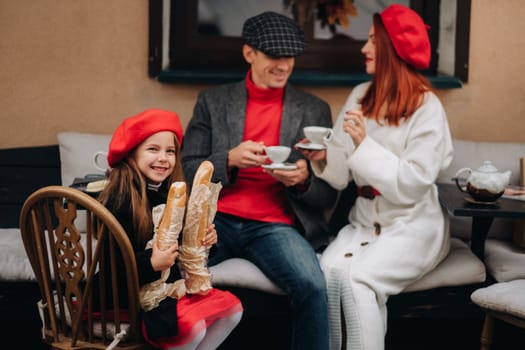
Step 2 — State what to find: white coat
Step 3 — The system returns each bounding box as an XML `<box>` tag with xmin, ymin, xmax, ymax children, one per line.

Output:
<box><xmin>312</xmin><ymin>82</ymin><xmax>454</xmax><ymax>350</ymax></box>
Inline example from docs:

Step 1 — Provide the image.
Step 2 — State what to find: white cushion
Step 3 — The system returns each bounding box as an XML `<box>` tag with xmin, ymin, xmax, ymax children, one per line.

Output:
<box><xmin>484</xmin><ymin>239</ymin><xmax>525</xmax><ymax>282</ymax></box>
<box><xmin>404</xmin><ymin>237</ymin><xmax>486</xmax><ymax>292</ymax></box>
<box><xmin>210</xmin><ymin>258</ymin><xmax>285</xmax><ymax>295</ymax></box>
<box><xmin>0</xmin><ymin>228</ymin><xmax>36</xmax><ymax>281</ymax></box>
<box><xmin>48</xmin><ymin>295</ymin><xmax>130</xmax><ymax>341</ymax></box>
<box><xmin>57</xmin><ymin>131</ymin><xmax>112</xmax><ymax>187</ymax></box>
<box><xmin>0</xmin><ymin>228</ymin><xmax>95</xmax><ymax>281</ymax></box>
<box><xmin>471</xmin><ymin>280</ymin><xmax>525</xmax><ymax>319</ymax></box>
<box><xmin>57</xmin><ymin>132</ymin><xmax>111</xmax><ymax>231</ymax></box>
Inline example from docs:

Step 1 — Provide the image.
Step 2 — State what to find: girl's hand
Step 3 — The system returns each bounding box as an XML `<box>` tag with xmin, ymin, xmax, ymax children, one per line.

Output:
<box><xmin>201</xmin><ymin>224</ymin><xmax>218</xmax><ymax>246</ymax></box>
<box><xmin>343</xmin><ymin>110</ymin><xmax>366</xmax><ymax>146</ymax></box>
<box><xmin>150</xmin><ymin>238</ymin><xmax>179</xmax><ymax>271</ymax></box>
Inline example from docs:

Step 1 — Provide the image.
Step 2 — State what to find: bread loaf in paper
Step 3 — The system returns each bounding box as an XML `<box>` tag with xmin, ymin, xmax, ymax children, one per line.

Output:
<box><xmin>157</xmin><ymin>182</ymin><xmax>186</xmax><ymax>250</ymax></box>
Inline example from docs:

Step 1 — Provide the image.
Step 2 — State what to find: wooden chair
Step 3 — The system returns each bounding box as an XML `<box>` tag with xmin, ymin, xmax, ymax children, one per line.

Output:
<box><xmin>19</xmin><ymin>185</ymin><xmax>154</xmax><ymax>350</ymax></box>
<box><xmin>471</xmin><ymin>279</ymin><xmax>525</xmax><ymax>350</ymax></box>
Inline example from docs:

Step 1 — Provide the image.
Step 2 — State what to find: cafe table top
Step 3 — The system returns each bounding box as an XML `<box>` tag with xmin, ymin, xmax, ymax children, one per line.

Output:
<box><xmin>437</xmin><ymin>183</ymin><xmax>525</xmax><ymax>218</ymax></box>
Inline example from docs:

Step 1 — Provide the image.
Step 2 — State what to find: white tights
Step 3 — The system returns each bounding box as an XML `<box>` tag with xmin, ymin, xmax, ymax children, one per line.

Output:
<box><xmin>166</xmin><ymin>311</ymin><xmax>242</xmax><ymax>350</ymax></box>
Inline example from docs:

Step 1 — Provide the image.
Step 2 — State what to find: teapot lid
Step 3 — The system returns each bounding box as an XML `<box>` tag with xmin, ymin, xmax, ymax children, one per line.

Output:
<box><xmin>477</xmin><ymin>160</ymin><xmax>498</xmax><ymax>173</ymax></box>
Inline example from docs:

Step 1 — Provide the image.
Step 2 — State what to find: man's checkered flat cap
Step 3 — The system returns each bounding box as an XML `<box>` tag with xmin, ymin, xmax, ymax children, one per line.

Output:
<box><xmin>242</xmin><ymin>11</ymin><xmax>306</xmax><ymax>58</ymax></box>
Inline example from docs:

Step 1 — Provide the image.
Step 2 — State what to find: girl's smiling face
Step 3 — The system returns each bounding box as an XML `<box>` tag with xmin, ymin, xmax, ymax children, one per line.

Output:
<box><xmin>133</xmin><ymin>131</ymin><xmax>177</xmax><ymax>184</ymax></box>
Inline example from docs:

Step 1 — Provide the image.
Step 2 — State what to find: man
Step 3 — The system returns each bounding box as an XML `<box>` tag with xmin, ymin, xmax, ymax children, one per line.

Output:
<box><xmin>181</xmin><ymin>11</ymin><xmax>336</xmax><ymax>350</ymax></box>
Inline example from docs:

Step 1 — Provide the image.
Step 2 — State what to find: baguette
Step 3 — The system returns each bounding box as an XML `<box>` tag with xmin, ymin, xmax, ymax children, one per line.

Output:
<box><xmin>193</xmin><ymin>161</ymin><xmax>213</xmax><ymax>243</ymax></box>
<box><xmin>157</xmin><ymin>181</ymin><xmax>187</xmax><ymax>250</ymax></box>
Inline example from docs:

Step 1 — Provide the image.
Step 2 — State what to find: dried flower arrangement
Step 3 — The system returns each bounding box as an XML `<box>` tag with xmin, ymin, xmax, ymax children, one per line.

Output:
<box><xmin>284</xmin><ymin>0</ymin><xmax>358</xmax><ymax>33</ymax></box>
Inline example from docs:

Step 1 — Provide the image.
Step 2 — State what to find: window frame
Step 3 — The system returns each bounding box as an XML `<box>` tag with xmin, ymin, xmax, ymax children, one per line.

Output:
<box><xmin>148</xmin><ymin>0</ymin><xmax>470</xmax><ymax>88</ymax></box>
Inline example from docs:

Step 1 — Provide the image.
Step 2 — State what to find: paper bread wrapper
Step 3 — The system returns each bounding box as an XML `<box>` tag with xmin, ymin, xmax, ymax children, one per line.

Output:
<box><xmin>179</xmin><ymin>160</ymin><xmax>221</xmax><ymax>295</ymax></box>
<box><xmin>140</xmin><ymin>182</ymin><xmax>187</xmax><ymax>311</ymax></box>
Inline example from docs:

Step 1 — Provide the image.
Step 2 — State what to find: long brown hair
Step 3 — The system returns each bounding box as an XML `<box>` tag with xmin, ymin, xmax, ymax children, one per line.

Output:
<box><xmin>360</xmin><ymin>13</ymin><xmax>432</xmax><ymax>126</ymax></box>
<box><xmin>98</xmin><ymin>136</ymin><xmax>185</xmax><ymax>248</ymax></box>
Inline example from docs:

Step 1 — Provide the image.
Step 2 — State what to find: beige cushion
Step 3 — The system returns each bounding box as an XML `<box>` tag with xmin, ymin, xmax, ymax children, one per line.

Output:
<box><xmin>471</xmin><ymin>280</ymin><xmax>525</xmax><ymax>319</ymax></box>
<box><xmin>404</xmin><ymin>238</ymin><xmax>486</xmax><ymax>292</ymax></box>
<box><xmin>484</xmin><ymin>239</ymin><xmax>525</xmax><ymax>282</ymax></box>
<box><xmin>513</xmin><ymin>219</ymin><xmax>525</xmax><ymax>249</ymax></box>
<box><xmin>448</xmin><ymin>216</ymin><xmax>515</xmax><ymax>241</ymax></box>
<box><xmin>210</xmin><ymin>238</ymin><xmax>486</xmax><ymax>296</ymax></box>
<box><xmin>210</xmin><ymin>258</ymin><xmax>285</xmax><ymax>295</ymax></box>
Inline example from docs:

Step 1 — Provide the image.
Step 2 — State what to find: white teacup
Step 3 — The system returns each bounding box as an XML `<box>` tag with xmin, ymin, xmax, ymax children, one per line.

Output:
<box><xmin>303</xmin><ymin>126</ymin><xmax>330</xmax><ymax>145</ymax></box>
<box><xmin>264</xmin><ymin>146</ymin><xmax>291</xmax><ymax>165</ymax></box>
<box><xmin>93</xmin><ymin>151</ymin><xmax>109</xmax><ymax>173</ymax></box>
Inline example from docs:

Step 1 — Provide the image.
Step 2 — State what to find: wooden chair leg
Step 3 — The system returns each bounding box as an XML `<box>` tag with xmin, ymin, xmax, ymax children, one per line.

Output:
<box><xmin>480</xmin><ymin>313</ymin><xmax>494</xmax><ymax>350</ymax></box>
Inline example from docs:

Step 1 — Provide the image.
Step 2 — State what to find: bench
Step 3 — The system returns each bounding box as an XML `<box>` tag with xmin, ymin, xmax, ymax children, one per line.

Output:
<box><xmin>1</xmin><ymin>134</ymin><xmax>524</xmax><ymax>349</ymax></box>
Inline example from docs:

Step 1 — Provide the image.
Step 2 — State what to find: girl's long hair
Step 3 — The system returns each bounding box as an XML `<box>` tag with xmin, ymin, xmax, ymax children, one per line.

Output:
<box><xmin>360</xmin><ymin>13</ymin><xmax>432</xmax><ymax>126</ymax></box>
<box><xmin>98</xmin><ymin>136</ymin><xmax>185</xmax><ymax>248</ymax></box>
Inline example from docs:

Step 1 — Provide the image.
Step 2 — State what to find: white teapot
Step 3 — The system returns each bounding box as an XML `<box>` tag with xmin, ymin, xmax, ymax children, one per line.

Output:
<box><xmin>455</xmin><ymin>161</ymin><xmax>512</xmax><ymax>202</ymax></box>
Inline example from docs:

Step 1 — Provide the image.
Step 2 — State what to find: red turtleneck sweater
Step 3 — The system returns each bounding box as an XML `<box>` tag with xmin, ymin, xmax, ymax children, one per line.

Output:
<box><xmin>217</xmin><ymin>71</ymin><xmax>294</xmax><ymax>225</ymax></box>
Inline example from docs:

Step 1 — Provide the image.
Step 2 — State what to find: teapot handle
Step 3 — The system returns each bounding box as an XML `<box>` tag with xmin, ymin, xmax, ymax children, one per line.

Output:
<box><xmin>455</xmin><ymin>168</ymin><xmax>472</xmax><ymax>193</ymax></box>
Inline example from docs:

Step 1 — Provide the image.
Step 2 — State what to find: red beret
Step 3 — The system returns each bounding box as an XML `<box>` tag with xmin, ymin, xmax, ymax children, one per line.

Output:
<box><xmin>380</xmin><ymin>4</ymin><xmax>431</xmax><ymax>70</ymax></box>
<box><xmin>107</xmin><ymin>109</ymin><xmax>183</xmax><ymax>167</ymax></box>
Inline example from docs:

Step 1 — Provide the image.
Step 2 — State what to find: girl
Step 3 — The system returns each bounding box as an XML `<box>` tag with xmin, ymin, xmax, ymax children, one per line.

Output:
<box><xmin>98</xmin><ymin>108</ymin><xmax>243</xmax><ymax>350</ymax></box>
<box><xmin>300</xmin><ymin>4</ymin><xmax>454</xmax><ymax>350</ymax></box>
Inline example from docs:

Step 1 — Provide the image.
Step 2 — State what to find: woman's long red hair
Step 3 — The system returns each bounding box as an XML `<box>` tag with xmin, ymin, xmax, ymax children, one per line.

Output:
<box><xmin>360</xmin><ymin>14</ymin><xmax>432</xmax><ymax>126</ymax></box>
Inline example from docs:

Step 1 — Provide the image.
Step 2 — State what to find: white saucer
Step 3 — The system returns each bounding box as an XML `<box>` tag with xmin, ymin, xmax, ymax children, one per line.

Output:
<box><xmin>295</xmin><ymin>142</ymin><xmax>326</xmax><ymax>150</ymax></box>
<box><xmin>262</xmin><ymin>162</ymin><xmax>298</xmax><ymax>171</ymax></box>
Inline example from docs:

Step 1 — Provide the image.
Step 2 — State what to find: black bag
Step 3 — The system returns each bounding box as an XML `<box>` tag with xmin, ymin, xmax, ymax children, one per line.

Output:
<box><xmin>141</xmin><ymin>297</ymin><xmax>179</xmax><ymax>339</ymax></box>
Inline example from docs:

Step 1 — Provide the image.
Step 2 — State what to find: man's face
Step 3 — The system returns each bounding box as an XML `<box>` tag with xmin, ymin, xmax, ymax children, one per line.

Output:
<box><xmin>243</xmin><ymin>45</ymin><xmax>295</xmax><ymax>89</ymax></box>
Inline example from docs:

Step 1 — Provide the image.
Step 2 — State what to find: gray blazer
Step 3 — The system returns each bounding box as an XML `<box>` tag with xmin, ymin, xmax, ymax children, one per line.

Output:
<box><xmin>181</xmin><ymin>80</ymin><xmax>337</xmax><ymax>250</ymax></box>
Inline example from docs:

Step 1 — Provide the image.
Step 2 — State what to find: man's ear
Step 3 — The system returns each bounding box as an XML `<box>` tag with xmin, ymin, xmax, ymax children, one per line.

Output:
<box><xmin>242</xmin><ymin>44</ymin><xmax>255</xmax><ymax>64</ymax></box>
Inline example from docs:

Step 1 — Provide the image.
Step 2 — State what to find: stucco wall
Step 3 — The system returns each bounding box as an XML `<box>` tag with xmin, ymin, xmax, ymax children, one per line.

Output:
<box><xmin>1</xmin><ymin>0</ymin><xmax>524</xmax><ymax>148</ymax></box>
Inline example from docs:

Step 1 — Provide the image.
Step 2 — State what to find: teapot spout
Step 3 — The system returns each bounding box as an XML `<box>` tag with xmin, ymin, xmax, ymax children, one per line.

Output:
<box><xmin>503</xmin><ymin>170</ymin><xmax>512</xmax><ymax>185</ymax></box>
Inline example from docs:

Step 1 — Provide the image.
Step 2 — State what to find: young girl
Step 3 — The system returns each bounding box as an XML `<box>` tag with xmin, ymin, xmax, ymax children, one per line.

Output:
<box><xmin>97</xmin><ymin>108</ymin><xmax>243</xmax><ymax>350</ymax></box>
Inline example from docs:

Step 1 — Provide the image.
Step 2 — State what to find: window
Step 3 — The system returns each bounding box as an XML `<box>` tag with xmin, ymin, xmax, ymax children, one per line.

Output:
<box><xmin>149</xmin><ymin>0</ymin><xmax>470</xmax><ymax>88</ymax></box>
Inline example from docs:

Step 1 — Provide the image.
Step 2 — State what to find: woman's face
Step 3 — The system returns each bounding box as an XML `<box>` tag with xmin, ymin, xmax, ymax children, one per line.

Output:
<box><xmin>133</xmin><ymin>131</ymin><xmax>177</xmax><ymax>185</ymax></box>
<box><xmin>361</xmin><ymin>25</ymin><xmax>376</xmax><ymax>75</ymax></box>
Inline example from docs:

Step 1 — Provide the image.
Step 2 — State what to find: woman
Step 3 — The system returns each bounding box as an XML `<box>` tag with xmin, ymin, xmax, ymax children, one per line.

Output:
<box><xmin>301</xmin><ymin>4</ymin><xmax>454</xmax><ymax>350</ymax></box>
<box><xmin>97</xmin><ymin>108</ymin><xmax>243</xmax><ymax>350</ymax></box>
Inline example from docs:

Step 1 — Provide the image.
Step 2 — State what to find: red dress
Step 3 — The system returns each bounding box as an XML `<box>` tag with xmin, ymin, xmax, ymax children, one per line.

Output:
<box><xmin>142</xmin><ymin>288</ymin><xmax>243</xmax><ymax>349</ymax></box>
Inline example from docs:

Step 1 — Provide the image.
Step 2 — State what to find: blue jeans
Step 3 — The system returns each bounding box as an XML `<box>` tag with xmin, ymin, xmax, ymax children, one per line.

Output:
<box><xmin>210</xmin><ymin>213</ymin><xmax>329</xmax><ymax>350</ymax></box>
